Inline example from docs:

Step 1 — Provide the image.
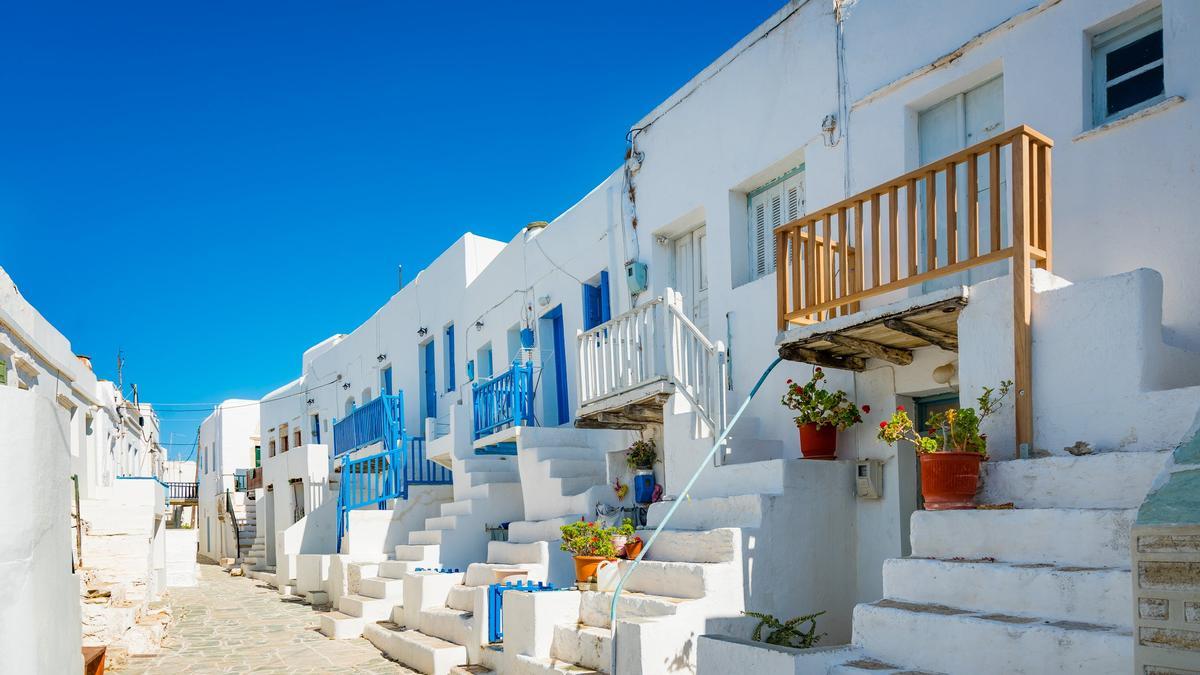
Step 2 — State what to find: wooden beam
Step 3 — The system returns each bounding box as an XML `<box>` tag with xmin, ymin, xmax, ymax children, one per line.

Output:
<box><xmin>883</xmin><ymin>318</ymin><xmax>959</xmax><ymax>352</ymax></box>
<box><xmin>777</xmin><ymin>343</ymin><xmax>867</xmax><ymax>371</ymax></box>
<box><xmin>820</xmin><ymin>333</ymin><xmax>913</xmax><ymax>365</ymax></box>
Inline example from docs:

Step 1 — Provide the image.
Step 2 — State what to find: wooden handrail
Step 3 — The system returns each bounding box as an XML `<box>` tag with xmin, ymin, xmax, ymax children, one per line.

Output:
<box><xmin>775</xmin><ymin>124</ymin><xmax>1053</xmax><ymax>328</ymax></box>
<box><xmin>774</xmin><ymin>125</ymin><xmax>1054</xmax><ymax>457</ymax></box>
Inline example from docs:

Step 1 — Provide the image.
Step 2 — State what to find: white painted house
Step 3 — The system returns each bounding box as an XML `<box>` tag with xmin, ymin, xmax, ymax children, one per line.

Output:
<box><xmin>230</xmin><ymin>1</ymin><xmax>1200</xmax><ymax>673</ymax></box>
<box><xmin>197</xmin><ymin>400</ymin><xmax>261</xmax><ymax>563</ymax></box>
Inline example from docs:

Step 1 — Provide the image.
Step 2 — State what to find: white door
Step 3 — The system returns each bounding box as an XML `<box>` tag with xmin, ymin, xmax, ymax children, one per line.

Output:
<box><xmin>917</xmin><ymin>76</ymin><xmax>1005</xmax><ymax>291</ymax></box>
<box><xmin>672</xmin><ymin>226</ymin><xmax>709</xmax><ymax>333</ymax></box>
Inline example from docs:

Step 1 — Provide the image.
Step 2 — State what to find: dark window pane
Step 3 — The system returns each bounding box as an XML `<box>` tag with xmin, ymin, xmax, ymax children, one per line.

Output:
<box><xmin>1106</xmin><ymin>30</ymin><xmax>1163</xmax><ymax>81</ymax></box>
<box><xmin>1106</xmin><ymin>65</ymin><xmax>1164</xmax><ymax>116</ymax></box>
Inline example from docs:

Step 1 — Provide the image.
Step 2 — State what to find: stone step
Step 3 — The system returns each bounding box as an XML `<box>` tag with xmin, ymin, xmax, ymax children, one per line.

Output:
<box><xmin>851</xmin><ymin>600</ymin><xmax>1132</xmax><ymax>675</ymax></box>
<box><xmin>979</xmin><ymin>451</ymin><xmax>1171</xmax><ymax>509</ymax></box>
<box><xmin>615</xmin><ymin>560</ymin><xmax>711</xmax><ymax>600</ymax></box>
<box><xmin>545</xmin><ymin>458</ymin><xmax>606</xmax><ymax>479</ymax></box>
<box><xmin>364</xmin><ymin>623</ymin><xmax>467</xmax><ymax>675</ymax></box>
<box><xmin>646</xmin><ymin>494</ymin><xmax>767</xmax><ymax>530</ymax></box>
<box><xmin>828</xmin><ymin>657</ymin><xmax>945</xmax><ymax>674</ymax></box>
<box><xmin>635</xmin><ymin>528</ymin><xmax>738</xmax><ymax>564</ymax></box>
<box><xmin>461</xmin><ymin>457</ymin><xmax>518</xmax><ymax>474</ymax></box>
<box><xmin>360</xmin><ymin>576</ymin><xmax>404</xmax><ymax>600</ymax></box>
<box><xmin>426</xmin><ymin>515</ymin><xmax>460</xmax><ymax>531</ymax></box>
<box><xmin>449</xmin><ymin>665</ymin><xmax>496</xmax><ymax>675</ymax></box>
<box><xmin>339</xmin><ymin>594</ymin><xmax>395</xmax><ymax>621</ymax></box>
<box><xmin>910</xmin><ymin>508</ymin><xmax>1135</xmax><ymax>567</ymax></box>
<box><xmin>419</xmin><ymin>605</ymin><xmax>474</xmax><ymax>646</ymax></box>
<box><xmin>446</xmin><ymin>585</ymin><xmax>476</xmax><ymax>612</ymax></box>
<box><xmin>317</xmin><ymin>611</ymin><xmax>365</xmax><ymax>639</ymax></box>
<box><xmin>463</xmin><ymin>562</ymin><xmax>543</xmax><ymax>587</ymax></box>
<box><xmin>579</xmin><ymin>590</ymin><xmax>686</xmax><ymax>628</ymax></box>
<box><xmin>440</xmin><ymin>500</ymin><xmax>476</xmax><ymax>517</ymax></box>
<box><xmin>411</xmin><ymin>529</ymin><xmax>443</xmax><ymax>545</ymax></box>
<box><xmin>550</xmin><ymin>623</ymin><xmax>612</xmax><ymax>673</ymax></box>
<box><xmin>883</xmin><ymin>557</ymin><xmax>1131</xmax><ymax>628</ymax></box>
<box><xmin>559</xmin><ymin>476</ymin><xmax>602</xmax><ymax>497</ymax></box>
<box><xmin>381</xmin><ymin>560</ymin><xmax>436</xmax><ymax>579</ymax></box>
<box><xmin>469</xmin><ymin>471</ymin><xmax>520</xmax><ymax>487</ymax></box>
<box><xmin>530</xmin><ymin>445</ymin><xmax>600</xmax><ymax>461</ymax></box>
<box><xmin>397</xmin><ymin>543</ymin><xmax>441</xmax><ymax>562</ymax></box>
<box><xmin>508</xmin><ymin>654</ymin><xmax>607</xmax><ymax>675</ymax></box>
<box><xmin>507</xmin><ymin>516</ymin><xmax>583</xmax><ymax>544</ymax></box>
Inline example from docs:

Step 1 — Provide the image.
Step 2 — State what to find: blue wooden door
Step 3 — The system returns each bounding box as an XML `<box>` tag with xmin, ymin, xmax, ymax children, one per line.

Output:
<box><xmin>423</xmin><ymin>341</ymin><xmax>437</xmax><ymax>419</ymax></box>
<box><xmin>381</xmin><ymin>366</ymin><xmax>393</xmax><ymax>396</ymax></box>
<box><xmin>549</xmin><ymin>307</ymin><xmax>569</xmax><ymax>425</ymax></box>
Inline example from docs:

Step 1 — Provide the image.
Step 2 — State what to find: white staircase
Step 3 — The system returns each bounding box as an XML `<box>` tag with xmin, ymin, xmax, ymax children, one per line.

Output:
<box><xmin>319</xmin><ymin>543</ymin><xmax>441</xmax><ymax>639</ymax></box>
<box><xmin>790</xmin><ymin>450</ymin><xmax>1171</xmax><ymax>675</ymax></box>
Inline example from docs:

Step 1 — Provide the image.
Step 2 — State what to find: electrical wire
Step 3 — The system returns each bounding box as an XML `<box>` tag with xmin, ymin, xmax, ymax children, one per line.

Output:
<box><xmin>137</xmin><ymin>378</ymin><xmax>341</xmax><ymax>412</ymax></box>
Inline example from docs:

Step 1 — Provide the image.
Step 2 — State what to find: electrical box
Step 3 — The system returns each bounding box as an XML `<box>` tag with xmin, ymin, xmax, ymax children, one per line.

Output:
<box><xmin>625</xmin><ymin>261</ymin><xmax>648</xmax><ymax>295</ymax></box>
<box><xmin>855</xmin><ymin>459</ymin><xmax>883</xmax><ymax>499</ymax></box>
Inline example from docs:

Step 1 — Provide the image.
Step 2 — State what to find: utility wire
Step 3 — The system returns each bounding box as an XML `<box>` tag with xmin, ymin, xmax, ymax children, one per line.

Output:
<box><xmin>140</xmin><ymin>378</ymin><xmax>341</xmax><ymax>412</ymax></box>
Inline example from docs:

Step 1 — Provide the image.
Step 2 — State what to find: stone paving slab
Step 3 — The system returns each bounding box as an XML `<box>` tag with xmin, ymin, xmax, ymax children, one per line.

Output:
<box><xmin>118</xmin><ymin>562</ymin><xmax>415</xmax><ymax>674</ymax></box>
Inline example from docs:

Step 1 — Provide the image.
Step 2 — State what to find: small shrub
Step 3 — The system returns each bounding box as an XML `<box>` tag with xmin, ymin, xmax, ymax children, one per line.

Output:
<box><xmin>625</xmin><ymin>439</ymin><xmax>658</xmax><ymax>470</ymax></box>
<box><xmin>743</xmin><ymin>610</ymin><xmax>826</xmax><ymax>649</ymax></box>
<box><xmin>781</xmin><ymin>368</ymin><xmax>862</xmax><ymax>431</ymax></box>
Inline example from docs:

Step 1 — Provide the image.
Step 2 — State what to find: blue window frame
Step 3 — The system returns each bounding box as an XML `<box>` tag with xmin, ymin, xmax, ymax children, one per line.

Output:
<box><xmin>581</xmin><ymin>270</ymin><xmax>612</xmax><ymax>331</ymax></box>
<box><xmin>444</xmin><ymin>324</ymin><xmax>456</xmax><ymax>392</ymax></box>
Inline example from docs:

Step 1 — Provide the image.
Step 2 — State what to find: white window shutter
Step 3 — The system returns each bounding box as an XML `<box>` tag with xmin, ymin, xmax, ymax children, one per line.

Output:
<box><xmin>754</xmin><ymin>202</ymin><xmax>767</xmax><ymax>277</ymax></box>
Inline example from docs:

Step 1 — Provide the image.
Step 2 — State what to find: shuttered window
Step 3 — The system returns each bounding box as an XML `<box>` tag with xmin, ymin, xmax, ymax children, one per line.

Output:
<box><xmin>747</xmin><ymin>166</ymin><xmax>805</xmax><ymax>281</ymax></box>
<box><xmin>1092</xmin><ymin>7</ymin><xmax>1165</xmax><ymax>125</ymax></box>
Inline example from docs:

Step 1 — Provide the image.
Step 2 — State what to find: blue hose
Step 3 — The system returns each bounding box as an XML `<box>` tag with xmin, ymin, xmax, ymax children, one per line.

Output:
<box><xmin>608</xmin><ymin>356</ymin><xmax>784</xmax><ymax>673</ymax></box>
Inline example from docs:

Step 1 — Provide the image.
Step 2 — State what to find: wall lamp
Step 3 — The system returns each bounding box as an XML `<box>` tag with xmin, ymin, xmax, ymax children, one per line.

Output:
<box><xmin>376</xmin><ymin>353</ymin><xmax>387</xmax><ymax>362</ymax></box>
<box><xmin>306</xmin><ymin>398</ymin><xmax>315</xmax><ymax>406</ymax></box>
<box><xmin>474</xmin><ymin>320</ymin><xmax>484</xmax><ymax>331</ymax></box>
<box><xmin>417</xmin><ymin>327</ymin><xmax>429</xmax><ymax>337</ymax></box>
<box><xmin>342</xmin><ymin>382</ymin><xmax>352</xmax><ymax>390</ymax></box>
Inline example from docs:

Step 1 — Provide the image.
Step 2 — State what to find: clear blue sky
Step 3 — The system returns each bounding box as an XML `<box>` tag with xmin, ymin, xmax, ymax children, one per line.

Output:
<box><xmin>0</xmin><ymin>1</ymin><xmax>784</xmax><ymax>458</ymax></box>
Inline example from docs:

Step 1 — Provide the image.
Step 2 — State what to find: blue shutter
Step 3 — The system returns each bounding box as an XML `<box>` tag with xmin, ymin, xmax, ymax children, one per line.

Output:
<box><xmin>445</xmin><ymin>324</ymin><xmax>456</xmax><ymax>392</ymax></box>
<box><xmin>599</xmin><ymin>270</ymin><xmax>611</xmax><ymax>324</ymax></box>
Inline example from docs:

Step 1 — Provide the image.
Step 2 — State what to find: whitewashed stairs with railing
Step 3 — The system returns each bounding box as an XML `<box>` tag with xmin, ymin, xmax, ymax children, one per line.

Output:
<box><xmin>318</xmin><ymin>543</ymin><xmax>441</xmax><ymax>639</ymax></box>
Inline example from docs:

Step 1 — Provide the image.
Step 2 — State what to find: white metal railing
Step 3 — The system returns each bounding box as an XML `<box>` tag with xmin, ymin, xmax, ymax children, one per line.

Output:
<box><xmin>577</xmin><ymin>288</ymin><xmax>727</xmax><ymax>437</ymax></box>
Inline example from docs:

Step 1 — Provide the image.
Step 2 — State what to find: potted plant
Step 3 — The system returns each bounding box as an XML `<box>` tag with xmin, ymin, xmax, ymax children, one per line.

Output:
<box><xmin>560</xmin><ymin>520</ymin><xmax>618</xmax><ymax>583</ymax></box>
<box><xmin>877</xmin><ymin>381</ymin><xmax>1011</xmax><ymax>510</ymax></box>
<box><xmin>625</xmin><ymin>439</ymin><xmax>659</xmax><ymax>503</ymax></box>
<box><xmin>781</xmin><ymin>367</ymin><xmax>863</xmax><ymax>459</ymax></box>
<box><xmin>611</xmin><ymin>518</ymin><xmax>636</xmax><ymax>556</ymax></box>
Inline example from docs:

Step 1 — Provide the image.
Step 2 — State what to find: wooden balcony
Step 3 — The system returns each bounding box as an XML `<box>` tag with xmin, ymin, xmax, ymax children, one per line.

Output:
<box><xmin>774</xmin><ymin>125</ymin><xmax>1054</xmax><ymax>456</ymax></box>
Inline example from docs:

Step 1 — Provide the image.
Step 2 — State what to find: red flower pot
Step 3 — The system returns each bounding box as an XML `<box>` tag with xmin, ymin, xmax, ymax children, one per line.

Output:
<box><xmin>920</xmin><ymin>452</ymin><xmax>983</xmax><ymax>510</ymax></box>
<box><xmin>798</xmin><ymin>423</ymin><xmax>838</xmax><ymax>460</ymax></box>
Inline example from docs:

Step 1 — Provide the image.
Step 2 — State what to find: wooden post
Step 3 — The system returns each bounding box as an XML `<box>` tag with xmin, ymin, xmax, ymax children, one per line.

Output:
<box><xmin>1012</xmin><ymin>133</ymin><xmax>1033</xmax><ymax>458</ymax></box>
<box><xmin>776</xmin><ymin>230</ymin><xmax>788</xmax><ymax>331</ymax></box>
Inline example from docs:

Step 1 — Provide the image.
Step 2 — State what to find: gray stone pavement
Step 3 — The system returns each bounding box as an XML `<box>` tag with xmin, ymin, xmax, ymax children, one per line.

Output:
<box><xmin>119</xmin><ymin>561</ymin><xmax>415</xmax><ymax>674</ymax></box>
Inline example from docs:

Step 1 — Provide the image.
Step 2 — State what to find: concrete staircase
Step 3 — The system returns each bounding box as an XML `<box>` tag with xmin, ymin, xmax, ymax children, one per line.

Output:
<box><xmin>789</xmin><ymin>450</ymin><xmax>1171</xmax><ymax>675</ymax></box>
<box><xmin>318</xmin><ymin>543</ymin><xmax>441</xmax><ymax>639</ymax></box>
<box><xmin>362</xmin><ymin>540</ymin><xmax>549</xmax><ymax>674</ymax></box>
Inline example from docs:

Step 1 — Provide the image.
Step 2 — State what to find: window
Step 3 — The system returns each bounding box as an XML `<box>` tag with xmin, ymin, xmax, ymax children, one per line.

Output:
<box><xmin>581</xmin><ymin>270</ymin><xmax>612</xmax><ymax>331</ymax></box>
<box><xmin>269</xmin><ymin>439</ymin><xmax>276</xmax><ymax>457</ymax></box>
<box><xmin>444</xmin><ymin>324</ymin><xmax>456</xmax><ymax>392</ymax></box>
<box><xmin>1093</xmin><ymin>7</ymin><xmax>1164</xmax><ymax>125</ymax></box>
<box><xmin>477</xmin><ymin>343</ymin><xmax>494</xmax><ymax>380</ymax></box>
<box><xmin>747</xmin><ymin>167</ymin><xmax>804</xmax><ymax>281</ymax></box>
<box><xmin>293</xmin><ymin>429</ymin><xmax>301</xmax><ymax>448</ymax></box>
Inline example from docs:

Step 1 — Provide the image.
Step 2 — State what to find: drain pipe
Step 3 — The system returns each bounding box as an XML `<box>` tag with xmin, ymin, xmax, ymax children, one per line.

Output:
<box><xmin>608</xmin><ymin>356</ymin><xmax>783</xmax><ymax>674</ymax></box>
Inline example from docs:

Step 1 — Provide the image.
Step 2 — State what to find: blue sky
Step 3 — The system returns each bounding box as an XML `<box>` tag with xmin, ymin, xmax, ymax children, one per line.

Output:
<box><xmin>0</xmin><ymin>1</ymin><xmax>784</xmax><ymax>458</ymax></box>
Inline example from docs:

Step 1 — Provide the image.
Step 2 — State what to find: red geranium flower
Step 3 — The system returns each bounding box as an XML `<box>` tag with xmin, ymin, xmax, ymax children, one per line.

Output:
<box><xmin>879</xmin><ymin>421</ymin><xmax>888</xmax><ymax>429</ymax></box>
<box><xmin>861</xmin><ymin>405</ymin><xmax>871</xmax><ymax>414</ymax></box>
<box><xmin>896</xmin><ymin>405</ymin><xmax>905</xmax><ymax>412</ymax></box>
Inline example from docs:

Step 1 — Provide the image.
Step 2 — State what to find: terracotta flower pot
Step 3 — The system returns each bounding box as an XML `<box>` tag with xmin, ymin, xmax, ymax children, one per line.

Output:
<box><xmin>623</xmin><ymin>537</ymin><xmax>644</xmax><ymax>560</ymax></box>
<box><xmin>920</xmin><ymin>452</ymin><xmax>983</xmax><ymax>510</ymax></box>
<box><xmin>798</xmin><ymin>423</ymin><xmax>838</xmax><ymax>460</ymax></box>
<box><xmin>573</xmin><ymin>555</ymin><xmax>615</xmax><ymax>583</ymax></box>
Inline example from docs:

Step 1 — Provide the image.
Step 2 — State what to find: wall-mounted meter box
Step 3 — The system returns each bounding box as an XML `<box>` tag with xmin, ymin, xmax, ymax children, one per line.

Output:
<box><xmin>855</xmin><ymin>459</ymin><xmax>883</xmax><ymax>499</ymax></box>
<box><xmin>625</xmin><ymin>261</ymin><xmax>648</xmax><ymax>295</ymax></box>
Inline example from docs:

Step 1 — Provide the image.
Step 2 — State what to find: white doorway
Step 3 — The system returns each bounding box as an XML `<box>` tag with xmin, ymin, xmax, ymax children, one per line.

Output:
<box><xmin>671</xmin><ymin>225</ymin><xmax>709</xmax><ymax>334</ymax></box>
<box><xmin>917</xmin><ymin>75</ymin><xmax>1006</xmax><ymax>291</ymax></box>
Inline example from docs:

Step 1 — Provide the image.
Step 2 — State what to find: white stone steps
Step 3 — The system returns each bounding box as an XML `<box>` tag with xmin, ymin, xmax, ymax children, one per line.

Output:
<box><xmin>550</xmin><ymin>623</ymin><xmax>613</xmax><ymax>673</ymax></box>
<box><xmin>317</xmin><ymin>611</ymin><xmax>366</xmax><ymax>639</ymax></box>
<box><xmin>426</xmin><ymin>515</ymin><xmax>460</xmax><ymax>531</ymax></box>
<box><xmin>646</xmin><ymin>494</ymin><xmax>767</xmax><ymax>530</ymax></box>
<box><xmin>411</xmin><ymin>529</ymin><xmax>443</xmax><ymax>545</ymax></box>
<box><xmin>614</xmin><ymin>559</ymin><xmax>711</xmax><ymax>599</ymax></box>
<box><xmin>559</xmin><ymin>476</ymin><xmax>602</xmax><ymax>498</ymax></box>
<box><xmin>397</xmin><ymin>543</ymin><xmax>441</xmax><ymax>561</ymax></box>
<box><xmin>851</xmin><ymin>599</ymin><xmax>1132</xmax><ymax>675</ymax></box>
<box><xmin>827</xmin><ymin>658</ymin><xmax>945</xmax><ymax>675</ymax></box>
<box><xmin>440</xmin><ymin>500</ymin><xmax>476</xmax><ymax>517</ymax></box>
<box><xmin>509</xmin><ymin>654</ymin><xmax>607</xmax><ymax>675</ymax></box>
<box><xmin>545</xmin><ymin>458</ymin><xmax>605</xmax><ymax>478</ymax></box>
<box><xmin>339</xmin><ymin>593</ymin><xmax>395</xmax><ymax>621</ymax></box>
<box><xmin>446</xmin><ymin>585</ymin><xmax>476</xmax><ymax>612</ymax></box>
<box><xmin>463</xmin><ymin>562</ymin><xmax>542</xmax><ymax>587</ymax></box>
<box><xmin>507</xmin><ymin>516</ymin><xmax>583</xmax><ymax>544</ymax></box>
<box><xmin>578</xmin><ymin>590</ymin><xmax>686</xmax><ymax>628</ymax></box>
<box><xmin>360</xmin><ymin>576</ymin><xmax>404</xmax><ymax>600</ymax></box>
<box><xmin>364</xmin><ymin>622</ymin><xmax>467</xmax><ymax>675</ymax></box>
<box><xmin>419</xmin><ymin>605</ymin><xmax>475</xmax><ymax>646</ymax></box>
<box><xmin>634</xmin><ymin>528</ymin><xmax>738</xmax><ymax>564</ymax></box>
<box><xmin>979</xmin><ymin>451</ymin><xmax>1171</xmax><ymax>509</ymax></box>
<box><xmin>381</xmin><ymin>560</ymin><xmax>436</xmax><ymax>579</ymax></box>
<box><xmin>461</xmin><ymin>457</ymin><xmax>518</xmax><ymax>473</ymax></box>
<box><xmin>910</xmin><ymin>508</ymin><xmax>1136</xmax><ymax>567</ymax></box>
<box><xmin>469</xmin><ymin>471</ymin><xmax>520</xmax><ymax>487</ymax></box>
<box><xmin>882</xmin><ymin>557</ymin><xmax>1131</xmax><ymax>628</ymax></box>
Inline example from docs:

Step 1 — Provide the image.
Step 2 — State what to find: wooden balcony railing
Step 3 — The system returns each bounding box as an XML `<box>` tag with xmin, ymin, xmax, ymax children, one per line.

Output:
<box><xmin>775</xmin><ymin>125</ymin><xmax>1052</xmax><ymax>328</ymax></box>
<box><xmin>774</xmin><ymin>125</ymin><xmax>1054</xmax><ymax>456</ymax></box>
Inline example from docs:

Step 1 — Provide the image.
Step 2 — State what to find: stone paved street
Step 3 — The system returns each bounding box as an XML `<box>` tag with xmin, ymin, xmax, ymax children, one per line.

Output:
<box><xmin>120</xmin><ymin>562</ymin><xmax>415</xmax><ymax>674</ymax></box>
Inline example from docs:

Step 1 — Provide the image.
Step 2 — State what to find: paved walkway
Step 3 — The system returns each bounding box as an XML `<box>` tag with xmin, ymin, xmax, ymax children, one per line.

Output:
<box><xmin>120</xmin><ymin>562</ymin><xmax>414</xmax><ymax>674</ymax></box>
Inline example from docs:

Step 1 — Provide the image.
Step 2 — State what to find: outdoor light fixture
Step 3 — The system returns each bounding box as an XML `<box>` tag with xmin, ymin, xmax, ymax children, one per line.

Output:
<box><xmin>655</xmin><ymin>235</ymin><xmax>670</xmax><ymax>246</ymax></box>
<box><xmin>417</xmin><ymin>327</ymin><xmax>429</xmax><ymax>337</ymax></box>
<box><xmin>474</xmin><ymin>320</ymin><xmax>484</xmax><ymax>331</ymax></box>
<box><xmin>376</xmin><ymin>353</ymin><xmax>387</xmax><ymax>362</ymax></box>
<box><xmin>306</xmin><ymin>398</ymin><xmax>314</xmax><ymax>406</ymax></box>
<box><xmin>538</xmin><ymin>295</ymin><xmax>551</xmax><ymax>307</ymax></box>
<box><xmin>342</xmin><ymin>382</ymin><xmax>352</xmax><ymax>390</ymax></box>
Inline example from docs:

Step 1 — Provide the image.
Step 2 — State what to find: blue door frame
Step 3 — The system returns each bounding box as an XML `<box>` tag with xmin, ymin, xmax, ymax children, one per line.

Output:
<box><xmin>544</xmin><ymin>306</ymin><xmax>570</xmax><ymax>425</ymax></box>
<box><xmin>423</xmin><ymin>341</ymin><xmax>437</xmax><ymax>419</ymax></box>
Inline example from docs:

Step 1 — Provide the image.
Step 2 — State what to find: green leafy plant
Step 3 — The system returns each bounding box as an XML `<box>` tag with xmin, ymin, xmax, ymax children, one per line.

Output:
<box><xmin>559</xmin><ymin>520</ymin><xmax>618</xmax><ymax>558</ymax></box>
<box><xmin>625</xmin><ymin>439</ymin><xmax>659</xmax><ymax>470</ymax></box>
<box><xmin>613</xmin><ymin>517</ymin><xmax>636</xmax><ymax>538</ymax></box>
<box><xmin>877</xmin><ymin>381</ymin><xmax>1012</xmax><ymax>455</ymax></box>
<box><xmin>743</xmin><ymin>610</ymin><xmax>826</xmax><ymax>649</ymax></box>
<box><xmin>781</xmin><ymin>368</ymin><xmax>863</xmax><ymax>430</ymax></box>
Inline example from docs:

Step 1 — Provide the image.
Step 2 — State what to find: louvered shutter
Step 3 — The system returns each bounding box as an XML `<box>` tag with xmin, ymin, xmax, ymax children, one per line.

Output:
<box><xmin>748</xmin><ymin>168</ymin><xmax>805</xmax><ymax>281</ymax></box>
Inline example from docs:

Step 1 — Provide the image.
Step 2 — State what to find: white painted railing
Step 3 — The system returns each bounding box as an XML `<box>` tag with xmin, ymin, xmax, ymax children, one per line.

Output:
<box><xmin>577</xmin><ymin>288</ymin><xmax>727</xmax><ymax>436</ymax></box>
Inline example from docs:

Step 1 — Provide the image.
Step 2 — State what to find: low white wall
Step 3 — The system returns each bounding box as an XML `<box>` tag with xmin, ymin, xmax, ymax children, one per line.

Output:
<box><xmin>165</xmin><ymin>528</ymin><xmax>198</xmax><ymax>587</ymax></box>
<box><xmin>0</xmin><ymin>388</ymin><xmax>83</xmax><ymax>675</ymax></box>
<box><xmin>341</xmin><ymin>485</ymin><xmax>452</xmax><ymax>557</ymax></box>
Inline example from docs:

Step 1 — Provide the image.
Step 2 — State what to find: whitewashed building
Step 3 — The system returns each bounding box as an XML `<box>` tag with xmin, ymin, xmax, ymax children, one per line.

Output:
<box><xmin>232</xmin><ymin>1</ymin><xmax>1200</xmax><ymax>673</ymax></box>
<box><xmin>0</xmin><ymin>265</ymin><xmax>173</xmax><ymax>672</ymax></box>
<box><xmin>196</xmin><ymin>400</ymin><xmax>260</xmax><ymax>563</ymax></box>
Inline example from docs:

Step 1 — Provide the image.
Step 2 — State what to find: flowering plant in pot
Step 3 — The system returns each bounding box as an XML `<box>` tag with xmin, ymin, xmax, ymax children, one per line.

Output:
<box><xmin>781</xmin><ymin>367</ymin><xmax>863</xmax><ymax>459</ymax></box>
<box><xmin>560</xmin><ymin>520</ymin><xmax>618</xmax><ymax>582</ymax></box>
<box><xmin>625</xmin><ymin>439</ymin><xmax>659</xmax><ymax>503</ymax></box>
<box><xmin>611</xmin><ymin>518</ymin><xmax>636</xmax><ymax>557</ymax></box>
<box><xmin>877</xmin><ymin>381</ymin><xmax>1011</xmax><ymax>510</ymax></box>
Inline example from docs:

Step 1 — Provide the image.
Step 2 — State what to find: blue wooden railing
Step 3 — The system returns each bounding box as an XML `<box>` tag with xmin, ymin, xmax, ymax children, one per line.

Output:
<box><xmin>487</xmin><ymin>580</ymin><xmax>557</xmax><ymax>643</ymax></box>
<box><xmin>333</xmin><ymin>394</ymin><xmax>404</xmax><ymax>457</ymax></box>
<box><xmin>472</xmin><ymin>361</ymin><xmax>535</xmax><ymax>440</ymax></box>
<box><xmin>336</xmin><ymin>444</ymin><xmax>405</xmax><ymax>552</ymax></box>
<box><xmin>407</xmin><ymin>437</ymin><xmax>453</xmax><ymax>485</ymax></box>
